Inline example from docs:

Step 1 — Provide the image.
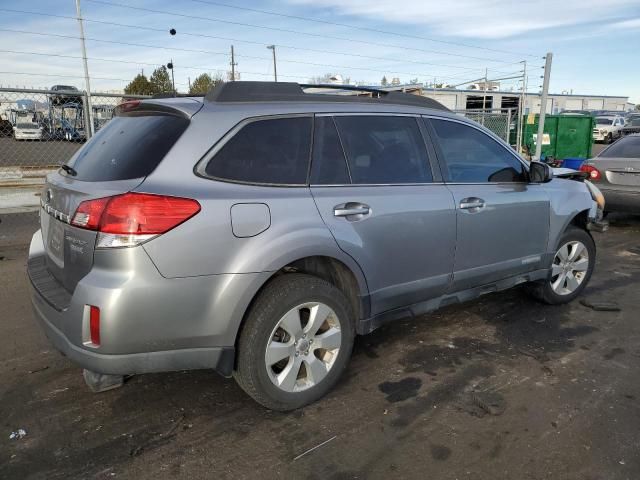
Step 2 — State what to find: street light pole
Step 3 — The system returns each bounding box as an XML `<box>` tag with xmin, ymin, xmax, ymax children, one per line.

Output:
<box><xmin>75</xmin><ymin>0</ymin><xmax>94</xmax><ymax>137</ymax></box>
<box><xmin>267</xmin><ymin>45</ymin><xmax>277</xmax><ymax>82</ymax></box>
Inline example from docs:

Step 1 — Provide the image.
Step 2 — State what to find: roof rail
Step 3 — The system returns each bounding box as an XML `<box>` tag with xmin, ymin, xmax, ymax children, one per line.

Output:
<box><xmin>204</xmin><ymin>81</ymin><xmax>448</xmax><ymax>111</ymax></box>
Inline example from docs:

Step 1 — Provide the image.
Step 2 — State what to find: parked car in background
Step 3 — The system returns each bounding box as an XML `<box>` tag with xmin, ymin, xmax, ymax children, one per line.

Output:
<box><xmin>0</xmin><ymin>117</ymin><xmax>12</xmax><ymax>137</ymax></box>
<box><xmin>49</xmin><ymin>85</ymin><xmax>82</xmax><ymax>106</ymax></box>
<box><xmin>581</xmin><ymin>134</ymin><xmax>640</xmax><ymax>214</ymax></box>
<box><xmin>593</xmin><ymin>115</ymin><xmax>625</xmax><ymax>143</ymax></box>
<box><xmin>625</xmin><ymin>114</ymin><xmax>640</xmax><ymax>127</ymax></box>
<box><xmin>12</xmin><ymin>110</ymin><xmax>43</xmax><ymax>140</ymax></box>
<box><xmin>13</xmin><ymin>123</ymin><xmax>43</xmax><ymax>140</ymax></box>
<box><xmin>28</xmin><ymin>82</ymin><xmax>607</xmax><ymax>410</ymax></box>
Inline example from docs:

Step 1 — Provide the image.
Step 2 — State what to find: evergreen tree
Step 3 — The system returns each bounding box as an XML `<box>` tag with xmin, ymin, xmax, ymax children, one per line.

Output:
<box><xmin>124</xmin><ymin>74</ymin><xmax>154</xmax><ymax>95</ymax></box>
<box><xmin>149</xmin><ymin>66</ymin><xmax>173</xmax><ymax>94</ymax></box>
<box><xmin>189</xmin><ymin>73</ymin><xmax>223</xmax><ymax>95</ymax></box>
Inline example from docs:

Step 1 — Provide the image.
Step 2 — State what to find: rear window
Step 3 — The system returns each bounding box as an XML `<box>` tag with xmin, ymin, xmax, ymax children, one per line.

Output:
<box><xmin>204</xmin><ymin>116</ymin><xmax>312</xmax><ymax>185</ymax></box>
<box><xmin>599</xmin><ymin>136</ymin><xmax>640</xmax><ymax>158</ymax></box>
<box><xmin>67</xmin><ymin>114</ymin><xmax>188</xmax><ymax>181</ymax></box>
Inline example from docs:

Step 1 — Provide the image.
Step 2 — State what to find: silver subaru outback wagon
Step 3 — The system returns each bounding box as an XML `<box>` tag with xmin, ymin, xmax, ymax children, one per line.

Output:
<box><xmin>28</xmin><ymin>82</ymin><xmax>607</xmax><ymax>410</ymax></box>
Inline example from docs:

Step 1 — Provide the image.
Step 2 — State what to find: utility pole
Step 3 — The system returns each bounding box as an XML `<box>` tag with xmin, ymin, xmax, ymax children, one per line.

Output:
<box><xmin>230</xmin><ymin>45</ymin><xmax>237</xmax><ymax>81</ymax></box>
<box><xmin>267</xmin><ymin>45</ymin><xmax>277</xmax><ymax>82</ymax></box>
<box><xmin>535</xmin><ymin>52</ymin><xmax>553</xmax><ymax>160</ymax></box>
<box><xmin>75</xmin><ymin>0</ymin><xmax>94</xmax><ymax>137</ymax></box>
<box><xmin>516</xmin><ymin>60</ymin><xmax>527</xmax><ymax>153</ymax></box>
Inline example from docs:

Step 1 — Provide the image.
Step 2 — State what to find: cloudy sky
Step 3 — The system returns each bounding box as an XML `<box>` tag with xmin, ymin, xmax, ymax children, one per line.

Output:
<box><xmin>0</xmin><ymin>0</ymin><xmax>638</xmax><ymax>102</ymax></box>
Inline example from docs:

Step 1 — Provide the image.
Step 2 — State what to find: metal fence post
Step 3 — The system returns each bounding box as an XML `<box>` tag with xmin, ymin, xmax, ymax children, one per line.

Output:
<box><xmin>506</xmin><ymin>108</ymin><xmax>512</xmax><ymax>143</ymax></box>
<box><xmin>82</xmin><ymin>92</ymin><xmax>92</xmax><ymax>141</ymax></box>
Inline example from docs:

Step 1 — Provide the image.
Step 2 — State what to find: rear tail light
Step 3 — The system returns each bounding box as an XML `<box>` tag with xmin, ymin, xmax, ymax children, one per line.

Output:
<box><xmin>71</xmin><ymin>193</ymin><xmax>200</xmax><ymax>248</ymax></box>
<box><xmin>579</xmin><ymin>164</ymin><xmax>602</xmax><ymax>181</ymax></box>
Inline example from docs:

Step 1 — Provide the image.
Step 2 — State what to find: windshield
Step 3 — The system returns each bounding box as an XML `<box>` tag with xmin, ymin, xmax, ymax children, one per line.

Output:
<box><xmin>599</xmin><ymin>136</ymin><xmax>640</xmax><ymax>159</ymax></box>
<box><xmin>595</xmin><ymin>117</ymin><xmax>614</xmax><ymax>125</ymax></box>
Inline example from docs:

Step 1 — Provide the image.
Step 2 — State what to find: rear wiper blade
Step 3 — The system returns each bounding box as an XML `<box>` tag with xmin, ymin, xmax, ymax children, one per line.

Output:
<box><xmin>60</xmin><ymin>164</ymin><xmax>77</xmax><ymax>176</ymax></box>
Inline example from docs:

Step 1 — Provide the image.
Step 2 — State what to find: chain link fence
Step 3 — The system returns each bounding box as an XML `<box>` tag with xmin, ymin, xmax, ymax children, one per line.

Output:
<box><xmin>453</xmin><ymin>108</ymin><xmax>516</xmax><ymax>145</ymax></box>
<box><xmin>0</xmin><ymin>88</ymin><xmax>149</xmax><ymax>247</ymax></box>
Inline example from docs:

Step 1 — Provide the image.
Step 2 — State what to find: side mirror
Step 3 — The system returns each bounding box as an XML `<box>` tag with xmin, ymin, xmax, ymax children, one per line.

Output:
<box><xmin>529</xmin><ymin>161</ymin><xmax>553</xmax><ymax>183</ymax></box>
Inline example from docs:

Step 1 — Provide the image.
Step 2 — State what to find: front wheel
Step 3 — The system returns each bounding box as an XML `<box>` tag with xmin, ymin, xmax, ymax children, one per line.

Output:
<box><xmin>606</xmin><ymin>133</ymin><xmax>613</xmax><ymax>144</ymax></box>
<box><xmin>526</xmin><ymin>227</ymin><xmax>595</xmax><ymax>304</ymax></box>
<box><xmin>234</xmin><ymin>274</ymin><xmax>355</xmax><ymax>411</ymax></box>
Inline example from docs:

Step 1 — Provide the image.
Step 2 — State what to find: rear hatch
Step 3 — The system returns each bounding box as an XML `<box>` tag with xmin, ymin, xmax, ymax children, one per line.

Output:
<box><xmin>601</xmin><ymin>160</ymin><xmax>640</xmax><ymax>188</ymax></box>
<box><xmin>40</xmin><ymin>98</ymin><xmax>200</xmax><ymax>293</ymax></box>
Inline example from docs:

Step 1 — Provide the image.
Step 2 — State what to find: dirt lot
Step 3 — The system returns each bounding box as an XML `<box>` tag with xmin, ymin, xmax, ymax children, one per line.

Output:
<box><xmin>1</xmin><ymin>214</ymin><xmax>640</xmax><ymax>480</ymax></box>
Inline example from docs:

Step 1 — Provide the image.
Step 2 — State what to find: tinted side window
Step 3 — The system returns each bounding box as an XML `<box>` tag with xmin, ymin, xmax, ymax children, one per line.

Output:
<box><xmin>310</xmin><ymin>116</ymin><xmax>350</xmax><ymax>184</ymax></box>
<box><xmin>333</xmin><ymin>116</ymin><xmax>432</xmax><ymax>184</ymax></box>
<box><xmin>430</xmin><ymin>119</ymin><xmax>526</xmax><ymax>183</ymax></box>
<box><xmin>205</xmin><ymin>117</ymin><xmax>312</xmax><ymax>185</ymax></box>
<box><xmin>68</xmin><ymin>115</ymin><xmax>189</xmax><ymax>182</ymax></box>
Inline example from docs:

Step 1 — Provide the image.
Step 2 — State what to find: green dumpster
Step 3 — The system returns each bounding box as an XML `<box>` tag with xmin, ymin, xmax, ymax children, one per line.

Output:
<box><xmin>522</xmin><ymin>114</ymin><xmax>594</xmax><ymax>159</ymax></box>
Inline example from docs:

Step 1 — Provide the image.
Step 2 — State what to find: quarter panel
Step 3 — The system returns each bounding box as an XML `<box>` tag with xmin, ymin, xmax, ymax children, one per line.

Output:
<box><xmin>139</xmin><ymin>180</ymin><xmax>369</xmax><ymax>297</ymax></box>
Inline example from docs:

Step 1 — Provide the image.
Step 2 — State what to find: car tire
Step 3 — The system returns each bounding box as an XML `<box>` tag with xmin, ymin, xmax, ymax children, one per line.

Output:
<box><xmin>526</xmin><ymin>227</ymin><xmax>595</xmax><ymax>305</ymax></box>
<box><xmin>234</xmin><ymin>273</ymin><xmax>355</xmax><ymax>411</ymax></box>
<box><xmin>606</xmin><ymin>133</ymin><xmax>613</xmax><ymax>144</ymax></box>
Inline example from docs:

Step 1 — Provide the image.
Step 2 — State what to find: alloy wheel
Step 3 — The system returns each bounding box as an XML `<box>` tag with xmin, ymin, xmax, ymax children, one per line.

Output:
<box><xmin>550</xmin><ymin>240</ymin><xmax>590</xmax><ymax>295</ymax></box>
<box><xmin>265</xmin><ymin>302</ymin><xmax>342</xmax><ymax>393</ymax></box>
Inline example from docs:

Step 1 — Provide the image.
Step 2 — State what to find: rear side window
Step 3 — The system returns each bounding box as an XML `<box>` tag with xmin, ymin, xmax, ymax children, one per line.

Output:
<box><xmin>205</xmin><ymin>116</ymin><xmax>312</xmax><ymax>185</ymax></box>
<box><xmin>68</xmin><ymin>115</ymin><xmax>188</xmax><ymax>181</ymax></box>
<box><xmin>310</xmin><ymin>116</ymin><xmax>350</xmax><ymax>184</ymax></box>
<box><xmin>333</xmin><ymin>116</ymin><xmax>432</xmax><ymax>184</ymax></box>
<box><xmin>430</xmin><ymin>119</ymin><xmax>526</xmax><ymax>183</ymax></box>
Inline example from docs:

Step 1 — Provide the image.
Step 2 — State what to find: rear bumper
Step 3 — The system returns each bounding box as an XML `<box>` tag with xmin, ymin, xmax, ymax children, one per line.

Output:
<box><xmin>601</xmin><ymin>188</ymin><xmax>640</xmax><ymax>214</ymax></box>
<box><xmin>31</xmin><ymin>291</ymin><xmax>235</xmax><ymax>376</ymax></box>
<box><xmin>28</xmin><ymin>229</ymin><xmax>271</xmax><ymax>377</ymax></box>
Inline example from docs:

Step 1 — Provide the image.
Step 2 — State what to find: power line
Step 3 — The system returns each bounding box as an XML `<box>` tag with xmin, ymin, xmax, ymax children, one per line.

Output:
<box><xmin>84</xmin><ymin>0</ymin><xmax>522</xmax><ymax>64</ymax></box>
<box><xmin>0</xmin><ymin>29</ymin><xmax>500</xmax><ymax>82</ymax></box>
<box><xmin>0</xmin><ymin>8</ymin><xmax>526</xmax><ymax>76</ymax></box>
<box><xmin>0</xmin><ymin>49</ymin><xmax>309</xmax><ymax>81</ymax></box>
<box><xmin>187</xmin><ymin>0</ymin><xmax>540</xmax><ymax>59</ymax></box>
<box><xmin>0</xmin><ymin>70</ymin><xmax>189</xmax><ymax>84</ymax></box>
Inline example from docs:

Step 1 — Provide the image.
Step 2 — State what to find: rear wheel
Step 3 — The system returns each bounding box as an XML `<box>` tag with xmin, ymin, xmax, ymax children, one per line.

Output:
<box><xmin>526</xmin><ymin>227</ymin><xmax>595</xmax><ymax>304</ymax></box>
<box><xmin>234</xmin><ymin>274</ymin><xmax>355</xmax><ymax>411</ymax></box>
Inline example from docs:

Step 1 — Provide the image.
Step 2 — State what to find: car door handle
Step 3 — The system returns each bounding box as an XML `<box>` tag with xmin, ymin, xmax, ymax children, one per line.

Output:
<box><xmin>334</xmin><ymin>203</ymin><xmax>371</xmax><ymax>217</ymax></box>
<box><xmin>459</xmin><ymin>197</ymin><xmax>486</xmax><ymax>210</ymax></box>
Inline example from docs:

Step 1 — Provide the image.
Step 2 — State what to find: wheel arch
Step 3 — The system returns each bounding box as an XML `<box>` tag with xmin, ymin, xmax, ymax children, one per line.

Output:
<box><xmin>231</xmin><ymin>254</ymin><xmax>370</xmax><ymax>367</ymax></box>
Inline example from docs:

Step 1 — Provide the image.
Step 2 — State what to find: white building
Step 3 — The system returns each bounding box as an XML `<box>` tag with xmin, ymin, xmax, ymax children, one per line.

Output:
<box><xmin>419</xmin><ymin>87</ymin><xmax>630</xmax><ymax>113</ymax></box>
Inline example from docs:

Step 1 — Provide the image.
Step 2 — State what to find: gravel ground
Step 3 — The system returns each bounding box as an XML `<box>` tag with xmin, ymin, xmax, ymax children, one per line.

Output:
<box><xmin>1</xmin><ymin>215</ymin><xmax>639</xmax><ymax>479</ymax></box>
